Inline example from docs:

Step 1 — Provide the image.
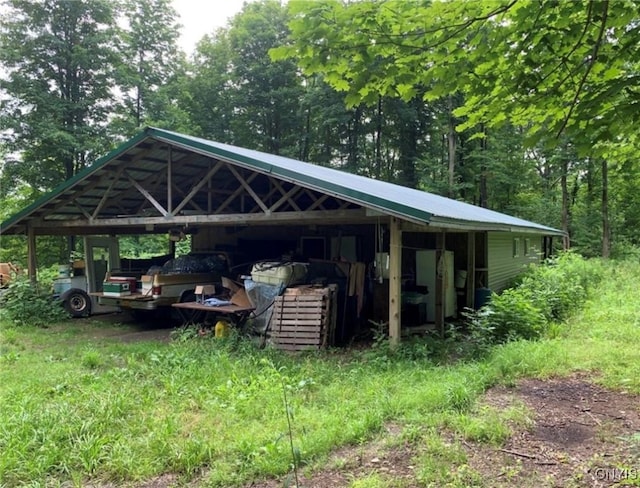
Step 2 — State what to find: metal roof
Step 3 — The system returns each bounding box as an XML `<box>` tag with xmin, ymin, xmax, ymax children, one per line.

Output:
<box><xmin>0</xmin><ymin>127</ymin><xmax>564</xmax><ymax>236</ymax></box>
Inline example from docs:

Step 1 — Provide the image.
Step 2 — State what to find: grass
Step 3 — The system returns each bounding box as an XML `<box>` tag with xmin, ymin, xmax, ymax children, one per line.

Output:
<box><xmin>1</xmin><ymin>258</ymin><xmax>640</xmax><ymax>486</ymax></box>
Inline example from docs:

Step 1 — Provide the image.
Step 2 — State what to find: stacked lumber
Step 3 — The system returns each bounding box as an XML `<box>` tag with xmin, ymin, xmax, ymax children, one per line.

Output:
<box><xmin>269</xmin><ymin>285</ymin><xmax>337</xmax><ymax>351</ymax></box>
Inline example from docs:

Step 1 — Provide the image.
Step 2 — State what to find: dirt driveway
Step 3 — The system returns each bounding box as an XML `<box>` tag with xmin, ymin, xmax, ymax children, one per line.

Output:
<box><xmin>77</xmin><ymin>312</ymin><xmax>175</xmax><ymax>343</ymax></box>
<box><xmin>245</xmin><ymin>374</ymin><xmax>640</xmax><ymax>488</ymax></box>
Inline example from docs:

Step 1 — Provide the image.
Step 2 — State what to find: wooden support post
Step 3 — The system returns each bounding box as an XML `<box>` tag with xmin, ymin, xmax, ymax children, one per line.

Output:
<box><xmin>466</xmin><ymin>232</ymin><xmax>476</xmax><ymax>309</ymax></box>
<box><xmin>388</xmin><ymin>217</ymin><xmax>402</xmax><ymax>346</ymax></box>
<box><xmin>436</xmin><ymin>231</ymin><xmax>445</xmax><ymax>337</ymax></box>
<box><xmin>167</xmin><ymin>146</ymin><xmax>173</xmax><ymax>215</ymax></box>
<box><xmin>27</xmin><ymin>226</ymin><xmax>37</xmax><ymax>284</ymax></box>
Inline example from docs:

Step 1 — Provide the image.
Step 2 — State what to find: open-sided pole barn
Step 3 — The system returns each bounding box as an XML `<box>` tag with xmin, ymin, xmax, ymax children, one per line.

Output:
<box><xmin>0</xmin><ymin>128</ymin><xmax>564</xmax><ymax>344</ymax></box>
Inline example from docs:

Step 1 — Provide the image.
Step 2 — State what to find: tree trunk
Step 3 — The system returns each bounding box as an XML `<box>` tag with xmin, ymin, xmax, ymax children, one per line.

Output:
<box><xmin>479</xmin><ymin>124</ymin><xmax>488</xmax><ymax>208</ymax></box>
<box><xmin>601</xmin><ymin>158</ymin><xmax>610</xmax><ymax>258</ymax></box>
<box><xmin>301</xmin><ymin>103</ymin><xmax>311</xmax><ymax>161</ymax></box>
<box><xmin>561</xmin><ymin>158</ymin><xmax>571</xmax><ymax>249</ymax></box>
<box><xmin>347</xmin><ymin>106</ymin><xmax>361</xmax><ymax>172</ymax></box>
<box><xmin>397</xmin><ymin>100</ymin><xmax>418</xmax><ymax>188</ymax></box>
<box><xmin>375</xmin><ymin>96</ymin><xmax>382</xmax><ymax>179</ymax></box>
<box><xmin>447</xmin><ymin>96</ymin><xmax>456</xmax><ymax>198</ymax></box>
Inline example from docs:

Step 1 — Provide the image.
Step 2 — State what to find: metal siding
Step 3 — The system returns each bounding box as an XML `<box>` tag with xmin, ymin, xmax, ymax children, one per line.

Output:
<box><xmin>488</xmin><ymin>233</ymin><xmax>543</xmax><ymax>291</ymax></box>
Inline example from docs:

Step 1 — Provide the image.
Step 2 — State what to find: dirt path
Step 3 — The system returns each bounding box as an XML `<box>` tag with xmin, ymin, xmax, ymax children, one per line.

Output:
<box><xmin>467</xmin><ymin>374</ymin><xmax>640</xmax><ymax>487</ymax></box>
<box><xmin>73</xmin><ymin>312</ymin><xmax>175</xmax><ymax>343</ymax></box>
<box><xmin>243</xmin><ymin>374</ymin><xmax>640</xmax><ymax>488</ymax></box>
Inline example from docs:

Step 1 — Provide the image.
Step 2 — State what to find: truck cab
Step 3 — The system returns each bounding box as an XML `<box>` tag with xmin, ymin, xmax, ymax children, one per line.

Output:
<box><xmin>54</xmin><ymin>236</ymin><xmax>121</xmax><ymax>317</ymax></box>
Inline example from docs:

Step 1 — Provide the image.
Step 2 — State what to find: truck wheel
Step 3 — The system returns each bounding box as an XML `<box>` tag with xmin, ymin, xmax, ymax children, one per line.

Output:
<box><xmin>64</xmin><ymin>289</ymin><xmax>92</xmax><ymax>318</ymax></box>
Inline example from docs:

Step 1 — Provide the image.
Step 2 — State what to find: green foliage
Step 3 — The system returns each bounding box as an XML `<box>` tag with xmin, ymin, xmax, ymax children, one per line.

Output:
<box><xmin>466</xmin><ymin>288</ymin><xmax>546</xmax><ymax>344</ymax></box>
<box><xmin>1</xmin><ymin>0</ymin><xmax>638</xmax><ymax>265</ymax></box>
<box><xmin>465</xmin><ymin>252</ymin><xmax>602</xmax><ymax>344</ymax></box>
<box><xmin>118</xmin><ymin>235</ymin><xmax>170</xmax><ymax>258</ymax></box>
<box><xmin>273</xmin><ymin>0</ymin><xmax>640</xmax><ymax>253</ymax></box>
<box><xmin>0</xmin><ymin>257</ymin><xmax>639</xmax><ymax>486</ymax></box>
<box><xmin>517</xmin><ymin>252</ymin><xmax>599</xmax><ymax>322</ymax></box>
<box><xmin>0</xmin><ymin>0</ymin><xmax>120</xmax><ymax>189</ymax></box>
<box><xmin>113</xmin><ymin>0</ymin><xmax>186</xmax><ymax>135</ymax></box>
<box><xmin>278</xmin><ymin>0</ymin><xmax>640</xmax><ymax>154</ymax></box>
<box><xmin>0</xmin><ymin>274</ymin><xmax>69</xmax><ymax>327</ymax></box>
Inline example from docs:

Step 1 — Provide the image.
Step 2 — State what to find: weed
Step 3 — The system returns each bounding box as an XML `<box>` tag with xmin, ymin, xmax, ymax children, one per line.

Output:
<box><xmin>460</xmin><ymin>252</ymin><xmax>604</xmax><ymax>346</ymax></box>
<box><xmin>414</xmin><ymin>433</ymin><xmax>470</xmax><ymax>486</ymax></box>
<box><xmin>348</xmin><ymin>472</ymin><xmax>406</xmax><ymax>488</ymax></box>
<box><xmin>1</xmin><ymin>326</ymin><xmax>19</xmax><ymax>345</ymax></box>
<box><xmin>446</xmin><ymin>407</ymin><xmax>512</xmax><ymax>445</ymax></box>
<box><xmin>80</xmin><ymin>348</ymin><xmax>103</xmax><ymax>369</ymax></box>
<box><xmin>0</xmin><ymin>274</ymin><xmax>69</xmax><ymax>327</ymax></box>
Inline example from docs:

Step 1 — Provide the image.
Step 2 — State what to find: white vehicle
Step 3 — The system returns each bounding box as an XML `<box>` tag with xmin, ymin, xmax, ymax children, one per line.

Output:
<box><xmin>53</xmin><ymin>237</ymin><xmax>121</xmax><ymax>318</ymax></box>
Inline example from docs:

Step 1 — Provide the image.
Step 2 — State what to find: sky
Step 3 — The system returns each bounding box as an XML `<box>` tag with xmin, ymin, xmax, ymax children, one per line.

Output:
<box><xmin>171</xmin><ymin>0</ymin><xmax>250</xmax><ymax>53</ymax></box>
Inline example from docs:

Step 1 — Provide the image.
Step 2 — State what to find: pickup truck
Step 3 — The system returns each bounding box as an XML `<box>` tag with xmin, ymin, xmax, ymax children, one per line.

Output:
<box><xmin>95</xmin><ymin>253</ymin><xmax>228</xmax><ymax>319</ymax></box>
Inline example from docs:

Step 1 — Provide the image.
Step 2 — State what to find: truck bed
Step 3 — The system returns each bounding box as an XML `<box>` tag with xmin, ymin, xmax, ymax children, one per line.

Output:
<box><xmin>95</xmin><ymin>272</ymin><xmax>222</xmax><ymax>311</ymax></box>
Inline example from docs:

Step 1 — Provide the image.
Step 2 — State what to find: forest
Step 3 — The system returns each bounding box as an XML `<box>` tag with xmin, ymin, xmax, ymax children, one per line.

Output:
<box><xmin>1</xmin><ymin>0</ymin><xmax>638</xmax><ymax>265</ymax></box>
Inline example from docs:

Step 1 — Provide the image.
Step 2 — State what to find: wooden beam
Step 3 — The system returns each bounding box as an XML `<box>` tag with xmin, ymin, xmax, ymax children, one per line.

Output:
<box><xmin>250</xmin><ymin>179</ymin><xmax>281</xmax><ymax>212</ymax></box>
<box><xmin>398</xmin><ymin>221</ymin><xmax>432</xmax><ymax>232</ymax></box>
<box><xmin>227</xmin><ymin>164</ymin><xmax>270</xmax><ymax>214</ymax></box>
<box><xmin>39</xmin><ymin>208</ymin><xmax>370</xmax><ymax>228</ymax></box>
<box><xmin>307</xmin><ymin>192</ymin><xmax>329</xmax><ymax>211</ymax></box>
<box><xmin>72</xmin><ymin>200</ymin><xmax>92</xmax><ymax>220</ymax></box>
<box><xmin>92</xmin><ymin>167</ymin><xmax>125</xmax><ymax>219</ymax></box>
<box><xmin>436</xmin><ymin>231</ymin><xmax>445</xmax><ymax>337</ymax></box>
<box><xmin>172</xmin><ymin>160</ymin><xmax>224</xmax><ymax>215</ymax></box>
<box><xmin>46</xmin><ymin>166</ymin><xmax>123</xmax><ymax>215</ymax></box>
<box><xmin>167</xmin><ymin>146</ymin><xmax>173</xmax><ymax>214</ymax></box>
<box><xmin>171</xmin><ymin>182</ymin><xmax>204</xmax><ymax>212</ymax></box>
<box><xmin>135</xmin><ymin>172</ymin><xmax>165</xmax><ymax>214</ymax></box>
<box><xmin>216</xmin><ymin>172</ymin><xmax>259</xmax><ymax>214</ymax></box>
<box><xmin>467</xmin><ymin>231</ymin><xmax>476</xmax><ymax>309</ymax></box>
<box><xmin>27</xmin><ymin>226</ymin><xmax>37</xmax><ymax>284</ymax></box>
<box><xmin>388</xmin><ymin>217</ymin><xmax>402</xmax><ymax>346</ymax></box>
<box><xmin>269</xmin><ymin>183</ymin><xmax>302</xmax><ymax>212</ymax></box>
<box><xmin>126</xmin><ymin>172</ymin><xmax>168</xmax><ymax>217</ymax></box>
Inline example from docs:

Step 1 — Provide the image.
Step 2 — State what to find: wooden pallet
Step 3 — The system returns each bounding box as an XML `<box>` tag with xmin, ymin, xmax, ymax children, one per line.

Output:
<box><xmin>269</xmin><ymin>285</ymin><xmax>337</xmax><ymax>351</ymax></box>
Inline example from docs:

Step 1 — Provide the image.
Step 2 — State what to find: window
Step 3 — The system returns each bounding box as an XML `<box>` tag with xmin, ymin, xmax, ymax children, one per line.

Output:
<box><xmin>524</xmin><ymin>238</ymin><xmax>530</xmax><ymax>256</ymax></box>
<box><xmin>513</xmin><ymin>238</ymin><xmax>520</xmax><ymax>258</ymax></box>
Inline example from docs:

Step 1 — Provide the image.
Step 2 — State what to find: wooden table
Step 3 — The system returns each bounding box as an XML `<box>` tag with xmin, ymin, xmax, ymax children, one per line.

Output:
<box><xmin>171</xmin><ymin>301</ymin><xmax>255</xmax><ymax>328</ymax></box>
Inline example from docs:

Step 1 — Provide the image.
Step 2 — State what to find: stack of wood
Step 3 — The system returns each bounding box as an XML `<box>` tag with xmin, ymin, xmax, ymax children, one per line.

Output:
<box><xmin>269</xmin><ymin>285</ymin><xmax>337</xmax><ymax>351</ymax></box>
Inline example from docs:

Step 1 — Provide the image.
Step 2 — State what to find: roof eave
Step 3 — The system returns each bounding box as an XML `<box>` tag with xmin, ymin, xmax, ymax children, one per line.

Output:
<box><xmin>427</xmin><ymin>216</ymin><xmax>566</xmax><ymax>235</ymax></box>
<box><xmin>0</xmin><ymin>130</ymin><xmax>154</xmax><ymax>235</ymax></box>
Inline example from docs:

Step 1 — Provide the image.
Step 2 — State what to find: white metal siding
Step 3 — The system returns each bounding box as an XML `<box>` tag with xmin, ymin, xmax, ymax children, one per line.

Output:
<box><xmin>488</xmin><ymin>233</ymin><xmax>542</xmax><ymax>292</ymax></box>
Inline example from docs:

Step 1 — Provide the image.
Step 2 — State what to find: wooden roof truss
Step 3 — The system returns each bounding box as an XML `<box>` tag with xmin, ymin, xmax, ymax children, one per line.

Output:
<box><xmin>28</xmin><ymin>140</ymin><xmax>367</xmax><ymax>234</ymax></box>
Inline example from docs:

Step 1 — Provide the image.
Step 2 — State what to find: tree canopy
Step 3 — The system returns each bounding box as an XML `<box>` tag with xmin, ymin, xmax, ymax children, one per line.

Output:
<box><xmin>2</xmin><ymin>0</ymin><xmax>640</xmax><ymax>263</ymax></box>
<box><xmin>273</xmin><ymin>0</ymin><xmax>640</xmax><ymax>153</ymax></box>
<box><xmin>0</xmin><ymin>0</ymin><xmax>119</xmax><ymax>190</ymax></box>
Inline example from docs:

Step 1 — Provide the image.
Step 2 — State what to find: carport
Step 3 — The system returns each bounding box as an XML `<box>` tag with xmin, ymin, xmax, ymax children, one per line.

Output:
<box><xmin>0</xmin><ymin>127</ymin><xmax>564</xmax><ymax>344</ymax></box>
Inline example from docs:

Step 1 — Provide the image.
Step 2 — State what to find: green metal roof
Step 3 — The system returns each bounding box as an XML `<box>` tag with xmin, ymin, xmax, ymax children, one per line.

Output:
<box><xmin>0</xmin><ymin>127</ymin><xmax>564</xmax><ymax>236</ymax></box>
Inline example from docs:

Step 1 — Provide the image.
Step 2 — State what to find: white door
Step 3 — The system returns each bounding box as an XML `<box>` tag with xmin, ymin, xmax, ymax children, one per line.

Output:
<box><xmin>416</xmin><ymin>250</ymin><xmax>456</xmax><ymax>322</ymax></box>
<box><xmin>84</xmin><ymin>236</ymin><xmax>121</xmax><ymax>314</ymax></box>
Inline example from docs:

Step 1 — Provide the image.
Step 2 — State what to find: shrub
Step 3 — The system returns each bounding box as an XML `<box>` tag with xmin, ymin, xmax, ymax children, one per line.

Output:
<box><xmin>0</xmin><ymin>274</ymin><xmax>69</xmax><ymax>327</ymax></box>
<box><xmin>480</xmin><ymin>288</ymin><xmax>546</xmax><ymax>342</ymax></box>
<box><xmin>463</xmin><ymin>252</ymin><xmax>600</xmax><ymax>345</ymax></box>
<box><xmin>517</xmin><ymin>252</ymin><xmax>603</xmax><ymax>322</ymax></box>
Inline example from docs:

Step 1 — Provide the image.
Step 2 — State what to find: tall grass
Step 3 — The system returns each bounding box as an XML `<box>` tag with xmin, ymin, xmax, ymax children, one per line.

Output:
<box><xmin>0</xmin><ymin>257</ymin><xmax>638</xmax><ymax>486</ymax></box>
